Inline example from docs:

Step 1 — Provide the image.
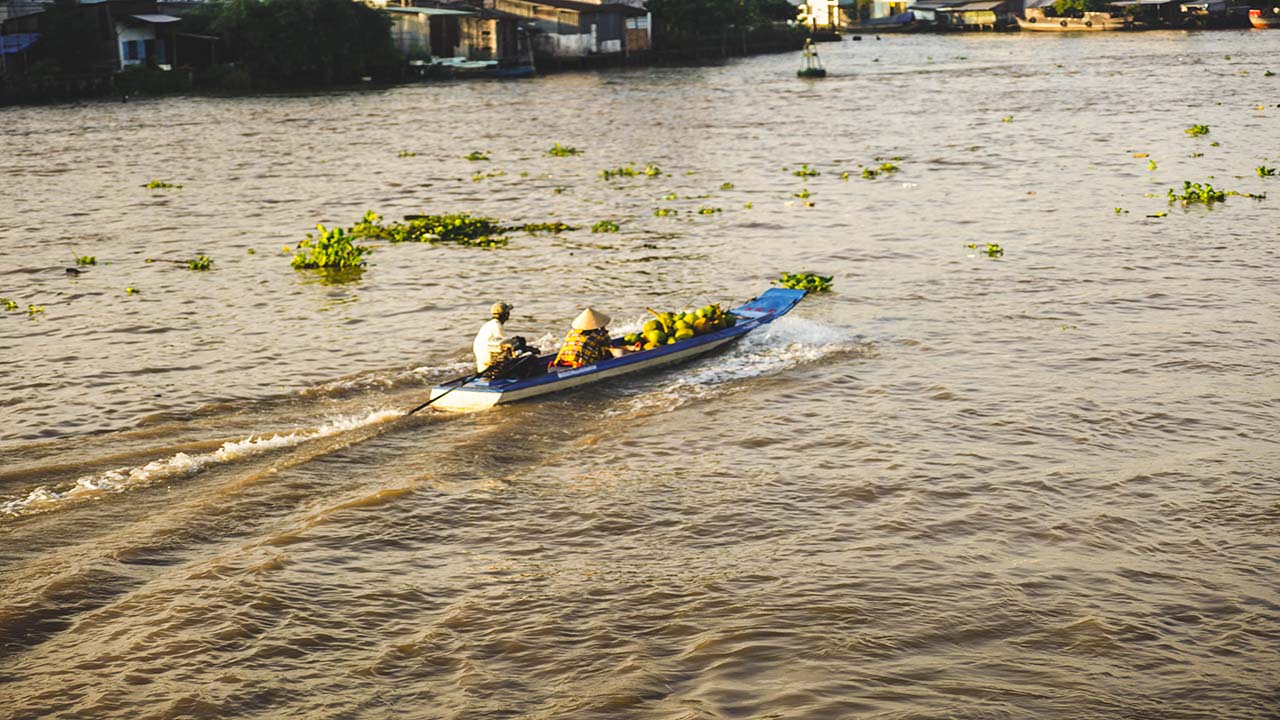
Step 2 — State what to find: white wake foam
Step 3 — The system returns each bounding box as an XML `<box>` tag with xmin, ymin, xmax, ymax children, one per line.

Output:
<box><xmin>612</xmin><ymin>316</ymin><xmax>863</xmax><ymax>414</ymax></box>
<box><xmin>0</xmin><ymin>408</ymin><xmax>403</xmax><ymax>519</ymax></box>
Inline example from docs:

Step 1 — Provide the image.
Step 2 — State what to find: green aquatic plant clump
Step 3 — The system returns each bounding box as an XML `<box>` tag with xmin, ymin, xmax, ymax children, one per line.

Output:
<box><xmin>350</xmin><ymin>211</ymin><xmax>572</xmax><ymax>248</ymax></box>
<box><xmin>465</xmin><ymin>150</ymin><xmax>490</xmax><ymax>161</ymax></box>
<box><xmin>591</xmin><ymin>220</ymin><xmax>620</xmax><ymax>233</ymax></box>
<box><xmin>518</xmin><ymin>221</ymin><xmax>576</xmax><ymax>234</ymax></box>
<box><xmin>144</xmin><ymin>179</ymin><xmax>182</xmax><ymax>190</ymax></box>
<box><xmin>403</xmin><ymin>213</ymin><xmax>508</xmax><ymax>246</ymax></box>
<box><xmin>74</xmin><ymin>255</ymin><xmax>96</xmax><ymax>266</ymax></box>
<box><xmin>1185</xmin><ymin>124</ymin><xmax>1210</xmax><ymax>137</ymax></box>
<box><xmin>774</xmin><ymin>272</ymin><xmax>833</xmax><ymax>292</ymax></box>
<box><xmin>654</xmin><ymin>208</ymin><xmax>677</xmax><ymax>217</ymax></box>
<box><xmin>1</xmin><ymin>297</ymin><xmax>19</xmax><ymax>311</ymax></box>
<box><xmin>292</xmin><ymin>225</ymin><xmax>373</xmax><ymax>269</ymax></box>
<box><xmin>187</xmin><ymin>255</ymin><xmax>213</xmax><ymax>271</ymax></box>
<box><xmin>351</xmin><ymin>211</ymin><xmax>504</xmax><ymax>246</ymax></box>
<box><xmin>1257</xmin><ymin>165</ymin><xmax>1276</xmax><ymax>177</ymax></box>
<box><xmin>1168</xmin><ymin>181</ymin><xmax>1227</xmax><ymax>204</ymax></box>
<box><xmin>600</xmin><ymin>165</ymin><xmax>640</xmax><ymax>180</ymax></box>
<box><xmin>793</xmin><ymin>164</ymin><xmax>820</xmax><ymax>178</ymax></box>
<box><xmin>548</xmin><ymin>143</ymin><xmax>583</xmax><ymax>157</ymax></box>
<box><xmin>1167</xmin><ymin>181</ymin><xmax>1265</xmax><ymax>205</ymax></box>
<box><xmin>967</xmin><ymin>242</ymin><xmax>1004</xmax><ymax>257</ymax></box>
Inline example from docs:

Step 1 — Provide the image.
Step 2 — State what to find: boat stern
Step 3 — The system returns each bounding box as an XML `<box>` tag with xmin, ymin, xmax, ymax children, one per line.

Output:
<box><xmin>427</xmin><ymin>385</ymin><xmax>504</xmax><ymax>412</ymax></box>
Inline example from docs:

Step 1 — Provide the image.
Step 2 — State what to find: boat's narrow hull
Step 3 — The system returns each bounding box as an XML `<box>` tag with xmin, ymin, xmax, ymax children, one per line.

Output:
<box><xmin>1016</xmin><ymin>16</ymin><xmax>1131</xmax><ymax>31</ymax></box>
<box><xmin>428</xmin><ymin>335</ymin><xmax>739</xmax><ymax>411</ymax></box>
<box><xmin>1249</xmin><ymin>12</ymin><xmax>1280</xmax><ymax>28</ymax></box>
<box><xmin>426</xmin><ymin>288</ymin><xmax>806</xmax><ymax>413</ymax></box>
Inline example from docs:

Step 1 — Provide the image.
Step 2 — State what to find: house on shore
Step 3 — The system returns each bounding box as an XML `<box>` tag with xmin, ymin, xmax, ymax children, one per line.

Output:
<box><xmin>0</xmin><ymin>0</ymin><xmax>181</xmax><ymax>72</ymax></box>
<box><xmin>369</xmin><ymin>1</ymin><xmax>531</xmax><ymax>62</ymax></box>
<box><xmin>482</xmin><ymin>0</ymin><xmax>650</xmax><ymax>63</ymax></box>
<box><xmin>906</xmin><ymin>0</ymin><xmax>1016</xmax><ymax>28</ymax></box>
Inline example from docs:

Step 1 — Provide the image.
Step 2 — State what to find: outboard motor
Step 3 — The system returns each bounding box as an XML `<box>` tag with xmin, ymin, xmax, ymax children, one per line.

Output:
<box><xmin>481</xmin><ymin>336</ymin><xmax>542</xmax><ymax>380</ymax></box>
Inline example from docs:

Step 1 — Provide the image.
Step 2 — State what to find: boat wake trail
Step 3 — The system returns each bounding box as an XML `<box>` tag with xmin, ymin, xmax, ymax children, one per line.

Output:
<box><xmin>0</xmin><ymin>408</ymin><xmax>404</xmax><ymax>521</ymax></box>
<box><xmin>614</xmin><ymin>316</ymin><xmax>866</xmax><ymax>415</ymax></box>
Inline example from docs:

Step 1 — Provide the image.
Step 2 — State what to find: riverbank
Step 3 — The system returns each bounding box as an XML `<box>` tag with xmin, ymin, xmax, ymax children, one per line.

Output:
<box><xmin>3</xmin><ymin>30</ymin><xmax>1277</xmax><ymax>719</ymax></box>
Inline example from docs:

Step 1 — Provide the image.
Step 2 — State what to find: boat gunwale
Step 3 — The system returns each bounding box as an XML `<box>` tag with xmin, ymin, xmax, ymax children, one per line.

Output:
<box><xmin>428</xmin><ymin>289</ymin><xmax>805</xmax><ymax>404</ymax></box>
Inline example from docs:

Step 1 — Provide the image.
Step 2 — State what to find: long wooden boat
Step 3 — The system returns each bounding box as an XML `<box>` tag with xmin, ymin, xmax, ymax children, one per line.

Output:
<box><xmin>1249</xmin><ymin>9</ymin><xmax>1280</xmax><ymax>27</ymax></box>
<box><xmin>427</xmin><ymin>288</ymin><xmax>806</xmax><ymax>412</ymax></box>
<box><xmin>1016</xmin><ymin>8</ymin><xmax>1139</xmax><ymax>30</ymax></box>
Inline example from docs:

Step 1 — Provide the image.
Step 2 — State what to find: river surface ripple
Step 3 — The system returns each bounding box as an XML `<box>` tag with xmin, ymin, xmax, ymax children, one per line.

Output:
<box><xmin>1</xmin><ymin>31</ymin><xmax>1278</xmax><ymax>719</ymax></box>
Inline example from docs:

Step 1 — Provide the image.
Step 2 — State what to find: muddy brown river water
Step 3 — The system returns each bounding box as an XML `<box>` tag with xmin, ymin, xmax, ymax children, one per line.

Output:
<box><xmin>1</xmin><ymin>30</ymin><xmax>1278</xmax><ymax>719</ymax></box>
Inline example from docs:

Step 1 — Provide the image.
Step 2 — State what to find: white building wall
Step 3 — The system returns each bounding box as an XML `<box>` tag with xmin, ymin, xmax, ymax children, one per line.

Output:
<box><xmin>115</xmin><ymin>23</ymin><xmax>156</xmax><ymax>69</ymax></box>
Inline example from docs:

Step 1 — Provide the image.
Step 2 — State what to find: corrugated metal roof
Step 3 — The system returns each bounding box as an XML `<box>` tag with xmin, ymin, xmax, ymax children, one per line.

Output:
<box><xmin>384</xmin><ymin>6</ymin><xmax>475</xmax><ymax>15</ymax></box>
<box><xmin>513</xmin><ymin>0</ymin><xmax>644</xmax><ymax>14</ymax></box>
<box><xmin>949</xmin><ymin>0</ymin><xmax>1004</xmax><ymax>10</ymax></box>
<box><xmin>130</xmin><ymin>14</ymin><xmax>182</xmax><ymax>24</ymax></box>
<box><xmin>908</xmin><ymin>0</ymin><xmax>968</xmax><ymax>9</ymax></box>
<box><xmin>1</xmin><ymin>32</ymin><xmax>39</xmax><ymax>55</ymax></box>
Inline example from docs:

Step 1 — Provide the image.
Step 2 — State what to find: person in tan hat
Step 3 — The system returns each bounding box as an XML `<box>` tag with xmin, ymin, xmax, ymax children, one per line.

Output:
<box><xmin>551</xmin><ymin>307</ymin><xmax>613</xmax><ymax>368</ymax></box>
<box><xmin>473</xmin><ymin>301</ymin><xmax>514</xmax><ymax>372</ymax></box>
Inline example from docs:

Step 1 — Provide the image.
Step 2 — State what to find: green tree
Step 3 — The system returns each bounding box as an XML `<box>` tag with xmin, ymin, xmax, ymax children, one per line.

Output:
<box><xmin>36</xmin><ymin>2</ymin><xmax>111</xmax><ymax>74</ymax></box>
<box><xmin>184</xmin><ymin>0</ymin><xmax>396</xmax><ymax>87</ymax></box>
<box><xmin>1051</xmin><ymin>0</ymin><xmax>1111</xmax><ymax>15</ymax></box>
<box><xmin>646</xmin><ymin>0</ymin><xmax>795</xmax><ymax>50</ymax></box>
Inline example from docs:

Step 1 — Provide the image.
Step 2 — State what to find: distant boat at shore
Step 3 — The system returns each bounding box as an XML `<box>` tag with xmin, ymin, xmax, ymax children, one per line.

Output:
<box><xmin>1016</xmin><ymin>8</ymin><xmax>1142</xmax><ymax>30</ymax></box>
<box><xmin>410</xmin><ymin>57</ymin><xmax>535</xmax><ymax>79</ymax></box>
<box><xmin>1249</xmin><ymin>8</ymin><xmax>1280</xmax><ymax>27</ymax></box>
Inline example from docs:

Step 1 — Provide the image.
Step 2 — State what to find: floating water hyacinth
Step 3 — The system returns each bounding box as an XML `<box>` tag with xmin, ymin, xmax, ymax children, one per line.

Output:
<box><xmin>774</xmin><ymin>272</ymin><xmax>833</xmax><ymax>292</ymax></box>
<box><xmin>292</xmin><ymin>225</ymin><xmax>373</xmax><ymax>269</ymax></box>
<box><xmin>547</xmin><ymin>143</ymin><xmax>582</xmax><ymax>157</ymax></box>
<box><xmin>1166</xmin><ymin>181</ymin><xmax>1265</xmax><ymax>205</ymax></box>
<box><xmin>966</xmin><ymin>243</ymin><xmax>1004</xmax><ymax>257</ymax></box>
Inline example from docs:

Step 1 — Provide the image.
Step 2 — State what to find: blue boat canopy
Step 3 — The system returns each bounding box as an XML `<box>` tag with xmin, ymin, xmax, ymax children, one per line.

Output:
<box><xmin>1</xmin><ymin>32</ymin><xmax>39</xmax><ymax>55</ymax></box>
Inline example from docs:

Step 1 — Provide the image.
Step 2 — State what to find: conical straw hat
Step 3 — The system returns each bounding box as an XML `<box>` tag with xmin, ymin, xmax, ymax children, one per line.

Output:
<box><xmin>572</xmin><ymin>307</ymin><xmax>610</xmax><ymax>330</ymax></box>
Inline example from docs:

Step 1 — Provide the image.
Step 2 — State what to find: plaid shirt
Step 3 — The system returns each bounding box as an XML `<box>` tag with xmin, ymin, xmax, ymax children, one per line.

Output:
<box><xmin>552</xmin><ymin>328</ymin><xmax>611</xmax><ymax>368</ymax></box>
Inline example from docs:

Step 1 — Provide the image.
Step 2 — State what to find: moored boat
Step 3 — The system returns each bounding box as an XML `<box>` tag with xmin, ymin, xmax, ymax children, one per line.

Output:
<box><xmin>426</xmin><ymin>288</ymin><xmax>806</xmax><ymax>412</ymax></box>
<box><xmin>1016</xmin><ymin>8</ymin><xmax>1141</xmax><ymax>30</ymax></box>
<box><xmin>1249</xmin><ymin>8</ymin><xmax>1280</xmax><ymax>27</ymax></box>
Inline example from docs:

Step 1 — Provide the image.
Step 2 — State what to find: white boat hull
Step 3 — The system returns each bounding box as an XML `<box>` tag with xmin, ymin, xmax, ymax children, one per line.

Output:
<box><xmin>428</xmin><ymin>335</ymin><xmax>738</xmax><ymax>412</ymax></box>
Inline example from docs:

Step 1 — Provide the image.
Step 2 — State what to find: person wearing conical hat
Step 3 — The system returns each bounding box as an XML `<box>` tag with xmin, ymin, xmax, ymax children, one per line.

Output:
<box><xmin>473</xmin><ymin>301</ymin><xmax>514</xmax><ymax>372</ymax></box>
<box><xmin>551</xmin><ymin>307</ymin><xmax>613</xmax><ymax>368</ymax></box>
